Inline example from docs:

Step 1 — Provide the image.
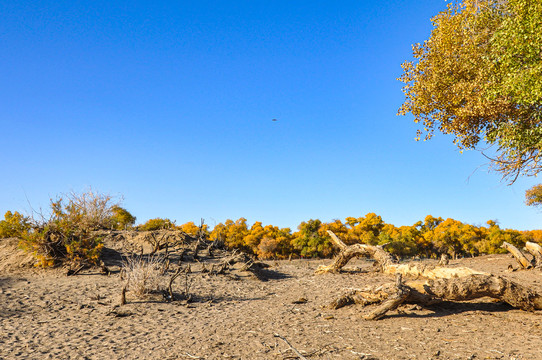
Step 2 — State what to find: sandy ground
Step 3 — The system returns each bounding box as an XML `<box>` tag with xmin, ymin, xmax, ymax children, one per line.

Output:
<box><xmin>2</xmin><ymin>237</ymin><xmax>542</xmax><ymax>360</ymax></box>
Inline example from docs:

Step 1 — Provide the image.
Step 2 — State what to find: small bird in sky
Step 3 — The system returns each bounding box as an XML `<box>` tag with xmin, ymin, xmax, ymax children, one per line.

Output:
<box><xmin>272</xmin><ymin>118</ymin><xmax>277</xmax><ymax>122</ymax></box>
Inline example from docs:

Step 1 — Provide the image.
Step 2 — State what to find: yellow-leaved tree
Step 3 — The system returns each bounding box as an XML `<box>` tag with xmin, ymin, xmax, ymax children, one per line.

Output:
<box><xmin>399</xmin><ymin>0</ymin><xmax>542</xmax><ymax>182</ymax></box>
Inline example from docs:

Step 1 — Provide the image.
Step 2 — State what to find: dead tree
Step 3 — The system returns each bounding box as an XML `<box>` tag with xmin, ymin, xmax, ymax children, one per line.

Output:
<box><xmin>316</xmin><ymin>231</ymin><xmax>487</xmax><ymax>279</ymax></box>
<box><xmin>501</xmin><ymin>241</ymin><xmax>532</xmax><ymax>269</ymax></box>
<box><xmin>437</xmin><ymin>253</ymin><xmax>449</xmax><ymax>266</ymax></box>
<box><xmin>525</xmin><ymin>241</ymin><xmax>542</xmax><ymax>269</ymax></box>
<box><xmin>321</xmin><ymin>231</ymin><xmax>542</xmax><ymax>319</ymax></box>
<box><xmin>329</xmin><ymin>273</ymin><xmax>542</xmax><ymax>319</ymax></box>
<box><xmin>167</xmin><ymin>265</ymin><xmax>192</xmax><ymax>301</ymax></box>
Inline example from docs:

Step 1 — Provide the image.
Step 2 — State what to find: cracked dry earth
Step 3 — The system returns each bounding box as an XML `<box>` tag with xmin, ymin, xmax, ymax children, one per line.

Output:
<box><xmin>1</xmin><ymin>238</ymin><xmax>542</xmax><ymax>360</ymax></box>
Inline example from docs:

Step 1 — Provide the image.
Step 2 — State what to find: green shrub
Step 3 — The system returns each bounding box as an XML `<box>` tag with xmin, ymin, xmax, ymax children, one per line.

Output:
<box><xmin>0</xmin><ymin>211</ymin><xmax>31</xmax><ymax>238</ymax></box>
<box><xmin>138</xmin><ymin>218</ymin><xmax>175</xmax><ymax>231</ymax></box>
<box><xmin>110</xmin><ymin>206</ymin><xmax>136</xmax><ymax>230</ymax></box>
<box><xmin>20</xmin><ymin>190</ymin><xmax>117</xmax><ymax>267</ymax></box>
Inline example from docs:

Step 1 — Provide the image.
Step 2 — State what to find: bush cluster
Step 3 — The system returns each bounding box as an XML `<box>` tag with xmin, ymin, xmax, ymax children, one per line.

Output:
<box><xmin>207</xmin><ymin>214</ymin><xmax>540</xmax><ymax>260</ymax></box>
<box><xmin>0</xmin><ymin>211</ymin><xmax>31</xmax><ymax>238</ymax></box>
<box><xmin>17</xmin><ymin>191</ymin><xmax>122</xmax><ymax>267</ymax></box>
<box><xmin>5</xmin><ymin>189</ymin><xmax>542</xmax><ymax>266</ymax></box>
<box><xmin>137</xmin><ymin>218</ymin><xmax>175</xmax><ymax>231</ymax></box>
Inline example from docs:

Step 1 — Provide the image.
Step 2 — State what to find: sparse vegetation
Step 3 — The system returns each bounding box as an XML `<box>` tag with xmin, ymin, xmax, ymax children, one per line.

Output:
<box><xmin>19</xmin><ymin>190</ymin><xmax>121</xmax><ymax>267</ymax></box>
<box><xmin>0</xmin><ymin>211</ymin><xmax>31</xmax><ymax>238</ymax></box>
<box><xmin>121</xmin><ymin>254</ymin><xmax>167</xmax><ymax>298</ymax></box>
<box><xmin>138</xmin><ymin>218</ymin><xmax>175</xmax><ymax>231</ymax></box>
<box><xmin>110</xmin><ymin>206</ymin><xmax>136</xmax><ymax>230</ymax></box>
<box><xmin>3</xmin><ymin>190</ymin><xmax>542</xmax><ymax>266</ymax></box>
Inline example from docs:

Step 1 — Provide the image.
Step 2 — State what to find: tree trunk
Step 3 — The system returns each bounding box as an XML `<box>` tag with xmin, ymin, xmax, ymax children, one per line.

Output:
<box><xmin>438</xmin><ymin>253</ymin><xmax>449</xmax><ymax>266</ymax></box>
<box><xmin>321</xmin><ymin>231</ymin><xmax>542</xmax><ymax>319</ymax></box>
<box><xmin>316</xmin><ymin>231</ymin><xmax>487</xmax><ymax>279</ymax></box>
<box><xmin>525</xmin><ymin>241</ymin><xmax>542</xmax><ymax>268</ymax></box>
<box><xmin>501</xmin><ymin>241</ymin><xmax>532</xmax><ymax>269</ymax></box>
<box><xmin>329</xmin><ymin>274</ymin><xmax>542</xmax><ymax>319</ymax></box>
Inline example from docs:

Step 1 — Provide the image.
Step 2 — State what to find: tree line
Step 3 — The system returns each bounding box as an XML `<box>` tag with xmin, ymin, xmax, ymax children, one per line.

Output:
<box><xmin>193</xmin><ymin>214</ymin><xmax>542</xmax><ymax>260</ymax></box>
<box><xmin>1</xmin><ymin>191</ymin><xmax>541</xmax><ymax>264</ymax></box>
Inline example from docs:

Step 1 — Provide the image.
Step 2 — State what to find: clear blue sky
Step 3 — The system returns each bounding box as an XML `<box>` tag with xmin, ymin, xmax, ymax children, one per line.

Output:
<box><xmin>1</xmin><ymin>0</ymin><xmax>540</xmax><ymax>231</ymax></box>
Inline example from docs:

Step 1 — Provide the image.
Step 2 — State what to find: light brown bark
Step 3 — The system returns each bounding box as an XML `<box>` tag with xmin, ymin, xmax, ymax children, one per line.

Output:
<box><xmin>329</xmin><ymin>274</ymin><xmax>542</xmax><ymax>319</ymax></box>
<box><xmin>322</xmin><ymin>232</ymin><xmax>542</xmax><ymax>319</ymax></box>
<box><xmin>363</xmin><ymin>274</ymin><xmax>411</xmax><ymax>320</ymax></box>
<box><xmin>525</xmin><ymin>241</ymin><xmax>542</xmax><ymax>268</ymax></box>
<box><xmin>501</xmin><ymin>241</ymin><xmax>532</xmax><ymax>269</ymax></box>
<box><xmin>316</xmin><ymin>231</ymin><xmax>487</xmax><ymax>279</ymax></box>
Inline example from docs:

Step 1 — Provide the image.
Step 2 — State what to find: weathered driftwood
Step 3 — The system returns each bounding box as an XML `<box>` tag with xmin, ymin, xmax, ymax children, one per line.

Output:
<box><xmin>316</xmin><ymin>231</ymin><xmax>487</xmax><ymax>279</ymax></box>
<box><xmin>525</xmin><ymin>241</ymin><xmax>542</xmax><ymax>268</ymax></box>
<box><xmin>437</xmin><ymin>253</ymin><xmax>449</xmax><ymax>266</ymax></box>
<box><xmin>363</xmin><ymin>274</ymin><xmax>411</xmax><ymax>320</ymax></box>
<box><xmin>501</xmin><ymin>241</ymin><xmax>532</xmax><ymax>269</ymax></box>
<box><xmin>329</xmin><ymin>273</ymin><xmax>542</xmax><ymax>319</ymax></box>
<box><xmin>120</xmin><ymin>284</ymin><xmax>127</xmax><ymax>305</ymax></box>
<box><xmin>321</xmin><ymin>231</ymin><xmax>542</xmax><ymax>318</ymax></box>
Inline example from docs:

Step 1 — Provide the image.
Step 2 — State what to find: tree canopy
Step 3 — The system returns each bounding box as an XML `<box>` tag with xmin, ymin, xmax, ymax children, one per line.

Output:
<box><xmin>525</xmin><ymin>184</ymin><xmax>542</xmax><ymax>208</ymax></box>
<box><xmin>398</xmin><ymin>0</ymin><xmax>542</xmax><ymax>182</ymax></box>
<box><xmin>110</xmin><ymin>206</ymin><xmax>136</xmax><ymax>230</ymax></box>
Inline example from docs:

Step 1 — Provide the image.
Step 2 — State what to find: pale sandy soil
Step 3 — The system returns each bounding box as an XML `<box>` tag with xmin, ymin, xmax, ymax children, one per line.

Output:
<box><xmin>2</xmin><ymin>237</ymin><xmax>542</xmax><ymax>360</ymax></box>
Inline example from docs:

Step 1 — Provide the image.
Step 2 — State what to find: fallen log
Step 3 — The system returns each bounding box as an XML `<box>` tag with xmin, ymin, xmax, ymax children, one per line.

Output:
<box><xmin>525</xmin><ymin>241</ymin><xmax>542</xmax><ymax>269</ymax></box>
<box><xmin>320</xmin><ymin>231</ymin><xmax>542</xmax><ymax>319</ymax></box>
<box><xmin>329</xmin><ymin>273</ymin><xmax>542</xmax><ymax>319</ymax></box>
<box><xmin>207</xmin><ymin>250</ymin><xmax>270</xmax><ymax>280</ymax></box>
<box><xmin>363</xmin><ymin>274</ymin><xmax>411</xmax><ymax>320</ymax></box>
<box><xmin>501</xmin><ymin>241</ymin><xmax>532</xmax><ymax>269</ymax></box>
<box><xmin>316</xmin><ymin>231</ymin><xmax>487</xmax><ymax>279</ymax></box>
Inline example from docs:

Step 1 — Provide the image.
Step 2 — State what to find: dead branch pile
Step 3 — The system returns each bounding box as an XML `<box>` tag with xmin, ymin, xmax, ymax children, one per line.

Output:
<box><xmin>204</xmin><ymin>250</ymin><xmax>270</xmax><ymax>280</ymax></box>
<box><xmin>105</xmin><ymin>228</ymin><xmax>271</xmax><ymax>305</ymax></box>
<box><xmin>93</xmin><ymin>229</ymin><xmax>193</xmax><ymax>253</ymax></box>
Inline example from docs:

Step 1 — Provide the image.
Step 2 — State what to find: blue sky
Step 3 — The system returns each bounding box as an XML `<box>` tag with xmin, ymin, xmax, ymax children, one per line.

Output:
<box><xmin>1</xmin><ymin>0</ymin><xmax>540</xmax><ymax>231</ymax></box>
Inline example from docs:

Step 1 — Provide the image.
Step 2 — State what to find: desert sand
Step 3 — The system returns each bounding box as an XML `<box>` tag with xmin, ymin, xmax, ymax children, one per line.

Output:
<box><xmin>1</xmin><ymin>237</ymin><xmax>541</xmax><ymax>360</ymax></box>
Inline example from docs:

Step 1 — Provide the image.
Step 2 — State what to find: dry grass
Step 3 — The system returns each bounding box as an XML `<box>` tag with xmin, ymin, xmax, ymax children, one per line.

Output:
<box><xmin>122</xmin><ymin>254</ymin><xmax>167</xmax><ymax>298</ymax></box>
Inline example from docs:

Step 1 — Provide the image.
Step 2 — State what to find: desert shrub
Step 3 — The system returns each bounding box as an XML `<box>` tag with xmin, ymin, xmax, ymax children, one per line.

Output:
<box><xmin>122</xmin><ymin>254</ymin><xmax>167</xmax><ymax>298</ymax></box>
<box><xmin>257</xmin><ymin>236</ymin><xmax>280</xmax><ymax>259</ymax></box>
<box><xmin>138</xmin><ymin>218</ymin><xmax>175</xmax><ymax>231</ymax></box>
<box><xmin>20</xmin><ymin>190</ymin><xmax>118</xmax><ymax>267</ymax></box>
<box><xmin>110</xmin><ymin>206</ymin><xmax>136</xmax><ymax>230</ymax></box>
<box><xmin>50</xmin><ymin>190</ymin><xmax>118</xmax><ymax>231</ymax></box>
<box><xmin>21</xmin><ymin>225</ymin><xmax>105</xmax><ymax>267</ymax></box>
<box><xmin>178</xmin><ymin>221</ymin><xmax>209</xmax><ymax>238</ymax></box>
<box><xmin>0</xmin><ymin>211</ymin><xmax>31</xmax><ymax>238</ymax></box>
